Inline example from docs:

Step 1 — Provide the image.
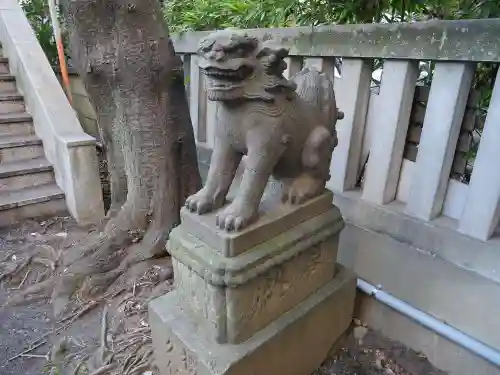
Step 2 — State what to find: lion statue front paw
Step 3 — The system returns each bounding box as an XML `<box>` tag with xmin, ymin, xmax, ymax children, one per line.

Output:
<box><xmin>215</xmin><ymin>202</ymin><xmax>257</xmax><ymax>231</ymax></box>
<box><xmin>185</xmin><ymin>188</ymin><xmax>225</xmax><ymax>214</ymax></box>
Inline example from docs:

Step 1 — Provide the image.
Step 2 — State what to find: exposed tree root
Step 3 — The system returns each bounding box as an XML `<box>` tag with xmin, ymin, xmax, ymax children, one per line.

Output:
<box><xmin>5</xmin><ymin>248</ymin><xmax>173</xmax><ymax>374</ymax></box>
<box><xmin>1</xmin><ymin>243</ymin><xmax>62</xmax><ymax>307</ymax></box>
<box><xmin>4</xmin><ymin>278</ymin><xmax>56</xmax><ymax>307</ymax></box>
<box><xmin>59</xmin><ymin>260</ymin><xmax>172</xmax><ymax>375</ymax></box>
<box><xmin>0</xmin><ymin>256</ymin><xmax>32</xmax><ymax>282</ymax></box>
<box><xmin>1</xmin><ymin>211</ymin><xmax>177</xmax><ymax>375</ymax></box>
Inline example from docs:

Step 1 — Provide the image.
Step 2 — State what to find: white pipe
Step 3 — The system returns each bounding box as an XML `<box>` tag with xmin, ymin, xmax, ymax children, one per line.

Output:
<box><xmin>357</xmin><ymin>279</ymin><xmax>500</xmax><ymax>368</ymax></box>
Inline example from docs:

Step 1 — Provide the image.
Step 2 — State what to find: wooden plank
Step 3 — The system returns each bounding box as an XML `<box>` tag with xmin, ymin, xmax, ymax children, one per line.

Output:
<box><xmin>406</xmin><ymin>62</ymin><xmax>475</xmax><ymax>220</ymax></box>
<box><xmin>458</xmin><ymin>68</ymin><xmax>500</xmax><ymax>240</ymax></box>
<box><xmin>328</xmin><ymin>58</ymin><xmax>372</xmax><ymax>192</ymax></box>
<box><xmin>362</xmin><ymin>60</ymin><xmax>419</xmax><ymax>204</ymax></box>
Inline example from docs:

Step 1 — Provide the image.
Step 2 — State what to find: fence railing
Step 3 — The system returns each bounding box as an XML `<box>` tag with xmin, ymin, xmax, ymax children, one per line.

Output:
<box><xmin>172</xmin><ymin>19</ymin><xmax>500</xmax><ymax>242</ymax></box>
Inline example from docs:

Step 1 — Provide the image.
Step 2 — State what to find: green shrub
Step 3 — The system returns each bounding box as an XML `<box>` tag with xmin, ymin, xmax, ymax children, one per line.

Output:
<box><xmin>19</xmin><ymin>0</ymin><xmax>58</xmax><ymax>65</ymax></box>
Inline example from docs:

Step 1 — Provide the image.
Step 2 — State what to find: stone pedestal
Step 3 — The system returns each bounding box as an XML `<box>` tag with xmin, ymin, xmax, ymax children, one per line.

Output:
<box><xmin>149</xmin><ymin>190</ymin><xmax>357</xmax><ymax>375</ymax></box>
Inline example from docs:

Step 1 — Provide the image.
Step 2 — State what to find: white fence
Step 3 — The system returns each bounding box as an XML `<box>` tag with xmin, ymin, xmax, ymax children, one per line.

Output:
<box><xmin>172</xmin><ymin>19</ymin><xmax>500</xmax><ymax>242</ymax></box>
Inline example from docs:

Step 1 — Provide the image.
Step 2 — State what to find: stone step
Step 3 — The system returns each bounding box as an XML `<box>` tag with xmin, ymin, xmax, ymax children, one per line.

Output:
<box><xmin>0</xmin><ymin>74</ymin><xmax>16</xmax><ymax>92</ymax></box>
<box><xmin>0</xmin><ymin>57</ymin><xmax>9</xmax><ymax>74</ymax></box>
<box><xmin>0</xmin><ymin>157</ymin><xmax>54</xmax><ymax>192</ymax></box>
<box><xmin>0</xmin><ymin>134</ymin><xmax>44</xmax><ymax>162</ymax></box>
<box><xmin>0</xmin><ymin>183</ymin><xmax>66</xmax><ymax>227</ymax></box>
<box><xmin>0</xmin><ymin>92</ymin><xmax>24</xmax><ymax>114</ymax></box>
<box><xmin>0</xmin><ymin>112</ymin><xmax>34</xmax><ymax>137</ymax></box>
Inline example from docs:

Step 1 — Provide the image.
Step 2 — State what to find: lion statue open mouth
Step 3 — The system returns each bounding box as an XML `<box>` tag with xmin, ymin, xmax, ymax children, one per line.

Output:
<box><xmin>196</xmin><ymin>29</ymin><xmax>296</xmax><ymax>101</ymax></box>
<box><xmin>186</xmin><ymin>29</ymin><xmax>344</xmax><ymax>231</ymax></box>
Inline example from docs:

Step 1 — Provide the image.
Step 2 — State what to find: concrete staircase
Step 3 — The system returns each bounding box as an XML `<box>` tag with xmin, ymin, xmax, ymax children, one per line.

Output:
<box><xmin>0</xmin><ymin>56</ymin><xmax>66</xmax><ymax>227</ymax></box>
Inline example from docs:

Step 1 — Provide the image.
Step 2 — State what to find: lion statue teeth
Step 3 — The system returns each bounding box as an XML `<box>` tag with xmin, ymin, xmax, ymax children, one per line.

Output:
<box><xmin>185</xmin><ymin>29</ymin><xmax>344</xmax><ymax>232</ymax></box>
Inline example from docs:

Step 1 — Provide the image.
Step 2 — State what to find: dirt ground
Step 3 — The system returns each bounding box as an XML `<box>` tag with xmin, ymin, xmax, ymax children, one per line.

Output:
<box><xmin>0</xmin><ymin>216</ymin><xmax>448</xmax><ymax>375</ymax></box>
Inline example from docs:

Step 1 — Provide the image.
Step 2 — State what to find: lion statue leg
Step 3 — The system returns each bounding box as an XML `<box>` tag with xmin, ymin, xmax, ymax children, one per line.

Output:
<box><xmin>283</xmin><ymin>126</ymin><xmax>336</xmax><ymax>204</ymax></box>
<box><xmin>216</xmin><ymin>130</ymin><xmax>288</xmax><ymax>231</ymax></box>
<box><xmin>186</xmin><ymin>137</ymin><xmax>242</xmax><ymax>214</ymax></box>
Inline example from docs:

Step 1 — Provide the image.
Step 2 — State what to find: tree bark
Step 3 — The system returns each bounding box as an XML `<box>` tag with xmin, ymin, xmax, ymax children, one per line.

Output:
<box><xmin>52</xmin><ymin>0</ymin><xmax>201</xmax><ymax>314</ymax></box>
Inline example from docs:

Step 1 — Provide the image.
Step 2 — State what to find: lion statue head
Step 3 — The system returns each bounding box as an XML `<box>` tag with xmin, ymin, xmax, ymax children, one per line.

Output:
<box><xmin>196</xmin><ymin>29</ymin><xmax>297</xmax><ymax>102</ymax></box>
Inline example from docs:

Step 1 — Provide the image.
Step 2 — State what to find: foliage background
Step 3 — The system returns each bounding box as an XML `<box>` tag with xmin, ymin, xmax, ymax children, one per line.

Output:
<box><xmin>19</xmin><ymin>0</ymin><xmax>58</xmax><ymax>65</ymax></box>
<box><xmin>17</xmin><ymin>0</ymin><xmax>500</xmax><ymax>178</ymax></box>
<box><xmin>164</xmin><ymin>0</ymin><xmax>500</xmax><ymax>32</ymax></box>
<box><xmin>164</xmin><ymin>0</ymin><xmax>500</xmax><ymax>172</ymax></box>
<box><xmin>21</xmin><ymin>0</ymin><xmax>500</xmax><ymax>62</ymax></box>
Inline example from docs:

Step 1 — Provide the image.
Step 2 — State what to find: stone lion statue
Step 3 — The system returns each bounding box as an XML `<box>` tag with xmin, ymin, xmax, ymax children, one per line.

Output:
<box><xmin>185</xmin><ymin>29</ymin><xmax>344</xmax><ymax>231</ymax></box>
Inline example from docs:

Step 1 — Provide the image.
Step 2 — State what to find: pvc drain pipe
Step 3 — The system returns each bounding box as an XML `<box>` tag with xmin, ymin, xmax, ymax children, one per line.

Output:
<box><xmin>357</xmin><ymin>279</ymin><xmax>500</xmax><ymax>368</ymax></box>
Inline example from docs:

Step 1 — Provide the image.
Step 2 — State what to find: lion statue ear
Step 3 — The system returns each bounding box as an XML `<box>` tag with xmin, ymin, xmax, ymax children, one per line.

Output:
<box><xmin>256</xmin><ymin>42</ymin><xmax>290</xmax><ymax>76</ymax></box>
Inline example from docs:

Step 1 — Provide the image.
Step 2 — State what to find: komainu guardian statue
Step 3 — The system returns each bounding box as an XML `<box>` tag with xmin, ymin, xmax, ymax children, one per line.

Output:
<box><xmin>185</xmin><ymin>29</ymin><xmax>344</xmax><ymax>231</ymax></box>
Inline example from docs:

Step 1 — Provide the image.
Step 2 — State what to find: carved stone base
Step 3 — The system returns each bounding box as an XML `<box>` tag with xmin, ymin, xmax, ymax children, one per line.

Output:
<box><xmin>149</xmin><ymin>190</ymin><xmax>356</xmax><ymax>374</ymax></box>
<box><xmin>149</xmin><ymin>264</ymin><xmax>356</xmax><ymax>375</ymax></box>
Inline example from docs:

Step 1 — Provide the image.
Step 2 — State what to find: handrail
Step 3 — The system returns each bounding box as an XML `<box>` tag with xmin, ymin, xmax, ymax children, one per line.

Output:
<box><xmin>0</xmin><ymin>1</ymin><xmax>104</xmax><ymax>224</ymax></box>
<box><xmin>171</xmin><ymin>19</ymin><xmax>500</xmax><ymax>62</ymax></box>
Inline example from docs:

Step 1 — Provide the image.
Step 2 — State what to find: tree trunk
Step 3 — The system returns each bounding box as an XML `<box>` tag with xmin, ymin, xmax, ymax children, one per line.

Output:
<box><xmin>51</xmin><ymin>0</ymin><xmax>201</xmax><ymax>315</ymax></box>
